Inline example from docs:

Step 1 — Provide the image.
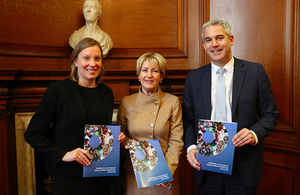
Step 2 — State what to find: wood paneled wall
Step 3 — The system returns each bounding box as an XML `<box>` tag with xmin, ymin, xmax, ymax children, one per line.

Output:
<box><xmin>0</xmin><ymin>0</ymin><xmax>199</xmax><ymax>71</ymax></box>
<box><xmin>0</xmin><ymin>0</ymin><xmax>299</xmax><ymax>194</ymax></box>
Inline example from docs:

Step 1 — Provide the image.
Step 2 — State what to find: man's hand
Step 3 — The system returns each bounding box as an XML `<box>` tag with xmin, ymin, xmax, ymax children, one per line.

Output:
<box><xmin>232</xmin><ymin>128</ymin><xmax>256</xmax><ymax>147</ymax></box>
<box><xmin>186</xmin><ymin>148</ymin><xmax>201</xmax><ymax>171</ymax></box>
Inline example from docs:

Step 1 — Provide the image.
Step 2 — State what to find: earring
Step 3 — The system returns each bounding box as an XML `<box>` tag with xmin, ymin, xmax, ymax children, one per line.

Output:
<box><xmin>160</xmin><ymin>80</ymin><xmax>162</xmax><ymax>83</ymax></box>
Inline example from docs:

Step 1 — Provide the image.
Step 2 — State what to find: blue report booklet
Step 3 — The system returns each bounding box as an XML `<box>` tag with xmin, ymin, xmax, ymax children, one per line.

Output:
<box><xmin>127</xmin><ymin>139</ymin><xmax>173</xmax><ymax>188</ymax></box>
<box><xmin>83</xmin><ymin>125</ymin><xmax>120</xmax><ymax>177</ymax></box>
<box><xmin>196</xmin><ymin>120</ymin><xmax>237</xmax><ymax>175</ymax></box>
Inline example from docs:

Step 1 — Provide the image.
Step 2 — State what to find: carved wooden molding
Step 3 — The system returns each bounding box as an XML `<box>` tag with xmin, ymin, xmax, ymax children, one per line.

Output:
<box><xmin>0</xmin><ymin>111</ymin><xmax>11</xmax><ymax>119</ymax></box>
<box><xmin>0</xmin><ymin>43</ymin><xmax>71</xmax><ymax>58</ymax></box>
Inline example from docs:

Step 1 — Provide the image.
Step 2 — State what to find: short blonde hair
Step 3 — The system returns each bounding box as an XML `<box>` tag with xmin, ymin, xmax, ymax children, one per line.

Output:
<box><xmin>69</xmin><ymin>37</ymin><xmax>104</xmax><ymax>84</ymax></box>
<box><xmin>136</xmin><ymin>52</ymin><xmax>166</xmax><ymax>77</ymax></box>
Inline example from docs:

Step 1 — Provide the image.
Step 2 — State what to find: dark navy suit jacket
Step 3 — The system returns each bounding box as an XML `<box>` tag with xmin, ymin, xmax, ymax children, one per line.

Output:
<box><xmin>183</xmin><ymin>58</ymin><xmax>279</xmax><ymax>187</ymax></box>
<box><xmin>25</xmin><ymin>78</ymin><xmax>114</xmax><ymax>177</ymax></box>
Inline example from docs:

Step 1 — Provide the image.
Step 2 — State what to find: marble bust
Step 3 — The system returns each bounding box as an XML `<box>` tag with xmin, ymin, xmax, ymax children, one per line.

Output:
<box><xmin>69</xmin><ymin>0</ymin><xmax>113</xmax><ymax>58</ymax></box>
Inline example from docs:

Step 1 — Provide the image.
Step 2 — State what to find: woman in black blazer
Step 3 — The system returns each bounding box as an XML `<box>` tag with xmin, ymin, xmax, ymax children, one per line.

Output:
<box><xmin>24</xmin><ymin>38</ymin><xmax>125</xmax><ymax>195</ymax></box>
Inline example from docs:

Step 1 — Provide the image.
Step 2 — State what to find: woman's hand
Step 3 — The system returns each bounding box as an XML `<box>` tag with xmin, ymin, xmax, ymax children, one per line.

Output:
<box><xmin>62</xmin><ymin>148</ymin><xmax>92</xmax><ymax>166</ymax></box>
<box><xmin>118</xmin><ymin>132</ymin><xmax>126</xmax><ymax>143</ymax></box>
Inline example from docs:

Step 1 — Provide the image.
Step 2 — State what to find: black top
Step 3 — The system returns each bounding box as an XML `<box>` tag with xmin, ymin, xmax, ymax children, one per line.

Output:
<box><xmin>79</xmin><ymin>85</ymin><xmax>108</xmax><ymax>124</ymax></box>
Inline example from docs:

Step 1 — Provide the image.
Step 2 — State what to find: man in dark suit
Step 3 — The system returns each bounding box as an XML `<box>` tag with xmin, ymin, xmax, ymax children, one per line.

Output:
<box><xmin>183</xmin><ymin>19</ymin><xmax>280</xmax><ymax>195</ymax></box>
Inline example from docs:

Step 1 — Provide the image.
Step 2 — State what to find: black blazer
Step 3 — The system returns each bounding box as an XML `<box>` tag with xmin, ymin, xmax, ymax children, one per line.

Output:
<box><xmin>183</xmin><ymin>58</ymin><xmax>280</xmax><ymax>187</ymax></box>
<box><xmin>24</xmin><ymin>78</ymin><xmax>114</xmax><ymax>177</ymax></box>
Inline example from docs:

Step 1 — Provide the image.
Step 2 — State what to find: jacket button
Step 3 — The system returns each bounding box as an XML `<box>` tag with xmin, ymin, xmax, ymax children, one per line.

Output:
<box><xmin>150</xmin><ymin>123</ymin><xmax>154</xmax><ymax>127</ymax></box>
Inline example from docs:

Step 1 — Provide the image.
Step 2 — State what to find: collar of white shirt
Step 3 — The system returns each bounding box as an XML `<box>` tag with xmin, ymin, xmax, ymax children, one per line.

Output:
<box><xmin>211</xmin><ymin>57</ymin><xmax>234</xmax><ymax>75</ymax></box>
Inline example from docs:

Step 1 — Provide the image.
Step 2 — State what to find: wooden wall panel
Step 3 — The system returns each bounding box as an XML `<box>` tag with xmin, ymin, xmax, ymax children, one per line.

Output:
<box><xmin>0</xmin><ymin>0</ymin><xmax>192</xmax><ymax>71</ymax></box>
<box><xmin>260</xmin><ymin>149</ymin><xmax>300</xmax><ymax>195</ymax></box>
<box><xmin>259</xmin><ymin>164</ymin><xmax>293</xmax><ymax>195</ymax></box>
<box><xmin>0</xmin><ymin>111</ymin><xmax>18</xmax><ymax>195</ymax></box>
<box><xmin>0</xmin><ymin>55</ymin><xmax>71</xmax><ymax>71</ymax></box>
<box><xmin>0</xmin><ymin>0</ymin><xmax>82</xmax><ymax>47</ymax></box>
<box><xmin>102</xmin><ymin>0</ymin><xmax>178</xmax><ymax>48</ymax></box>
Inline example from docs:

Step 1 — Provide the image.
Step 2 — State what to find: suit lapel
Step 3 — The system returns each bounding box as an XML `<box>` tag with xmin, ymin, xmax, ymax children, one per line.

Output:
<box><xmin>232</xmin><ymin>58</ymin><xmax>246</xmax><ymax>120</ymax></box>
<box><xmin>69</xmin><ymin>80</ymin><xmax>88</xmax><ymax>121</ymax></box>
<box><xmin>200</xmin><ymin>65</ymin><xmax>212</xmax><ymax>119</ymax></box>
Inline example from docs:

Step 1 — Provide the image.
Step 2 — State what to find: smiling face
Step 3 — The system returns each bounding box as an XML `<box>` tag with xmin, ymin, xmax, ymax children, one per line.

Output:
<box><xmin>202</xmin><ymin>25</ymin><xmax>234</xmax><ymax>67</ymax></box>
<box><xmin>74</xmin><ymin>45</ymin><xmax>102</xmax><ymax>87</ymax></box>
<box><xmin>138</xmin><ymin>60</ymin><xmax>163</xmax><ymax>96</ymax></box>
<box><xmin>83</xmin><ymin>0</ymin><xmax>99</xmax><ymax>23</ymax></box>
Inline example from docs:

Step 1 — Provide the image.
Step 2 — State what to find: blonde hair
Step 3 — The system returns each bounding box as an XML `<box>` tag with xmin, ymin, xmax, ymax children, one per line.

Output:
<box><xmin>69</xmin><ymin>38</ymin><xmax>104</xmax><ymax>84</ymax></box>
<box><xmin>136</xmin><ymin>52</ymin><xmax>166</xmax><ymax>77</ymax></box>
